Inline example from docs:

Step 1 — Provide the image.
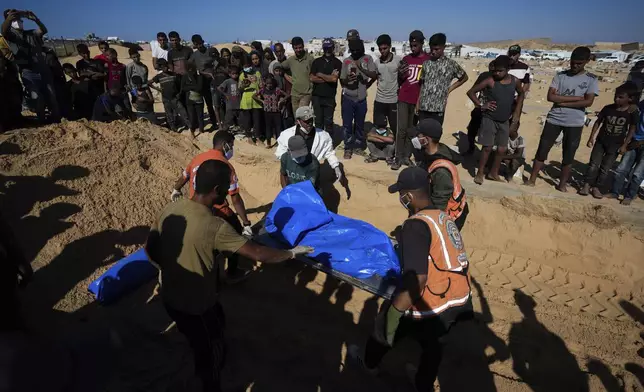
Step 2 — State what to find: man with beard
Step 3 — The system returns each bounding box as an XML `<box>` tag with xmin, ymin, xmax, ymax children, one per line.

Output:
<box><xmin>310</xmin><ymin>38</ymin><xmax>342</xmax><ymax>132</ymax></box>
<box><xmin>392</xmin><ymin>30</ymin><xmax>430</xmax><ymax>170</ymax></box>
<box><xmin>340</xmin><ymin>29</ymin><xmax>377</xmax><ymax>159</ymax></box>
<box><xmin>281</xmin><ymin>37</ymin><xmax>314</xmax><ymax>113</ymax></box>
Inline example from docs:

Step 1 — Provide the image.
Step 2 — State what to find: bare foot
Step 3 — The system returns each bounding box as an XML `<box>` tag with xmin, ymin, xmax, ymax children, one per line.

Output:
<box><xmin>556</xmin><ymin>184</ymin><xmax>568</xmax><ymax>193</ymax></box>
<box><xmin>473</xmin><ymin>175</ymin><xmax>484</xmax><ymax>185</ymax></box>
<box><xmin>486</xmin><ymin>174</ymin><xmax>506</xmax><ymax>183</ymax></box>
<box><xmin>523</xmin><ymin>179</ymin><xmax>536</xmax><ymax>187</ymax></box>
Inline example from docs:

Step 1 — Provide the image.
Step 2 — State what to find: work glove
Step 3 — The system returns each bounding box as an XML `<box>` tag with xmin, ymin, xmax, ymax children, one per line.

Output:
<box><xmin>334</xmin><ymin>167</ymin><xmax>342</xmax><ymax>182</ymax></box>
<box><xmin>17</xmin><ymin>262</ymin><xmax>33</xmax><ymax>288</ymax></box>
<box><xmin>242</xmin><ymin>224</ymin><xmax>253</xmax><ymax>237</ymax></box>
<box><xmin>289</xmin><ymin>245</ymin><xmax>315</xmax><ymax>259</ymax></box>
<box><xmin>373</xmin><ymin>304</ymin><xmax>404</xmax><ymax>347</ymax></box>
<box><xmin>171</xmin><ymin>189</ymin><xmax>182</xmax><ymax>202</ymax></box>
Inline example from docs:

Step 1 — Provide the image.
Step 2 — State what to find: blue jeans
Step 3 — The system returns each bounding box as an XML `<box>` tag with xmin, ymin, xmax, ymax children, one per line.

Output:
<box><xmin>21</xmin><ymin>67</ymin><xmax>60</xmax><ymax>122</ymax></box>
<box><xmin>342</xmin><ymin>97</ymin><xmax>367</xmax><ymax>150</ymax></box>
<box><xmin>611</xmin><ymin>147</ymin><xmax>644</xmax><ymax>199</ymax></box>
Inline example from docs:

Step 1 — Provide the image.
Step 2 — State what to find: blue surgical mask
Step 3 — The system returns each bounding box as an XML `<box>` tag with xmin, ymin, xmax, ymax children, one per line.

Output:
<box><xmin>243</xmin><ymin>67</ymin><xmax>253</xmax><ymax>73</ymax></box>
<box><xmin>223</xmin><ymin>143</ymin><xmax>234</xmax><ymax>160</ymax></box>
<box><xmin>292</xmin><ymin>156</ymin><xmax>307</xmax><ymax>164</ymax></box>
<box><xmin>375</xmin><ymin>128</ymin><xmax>388</xmax><ymax>136</ymax></box>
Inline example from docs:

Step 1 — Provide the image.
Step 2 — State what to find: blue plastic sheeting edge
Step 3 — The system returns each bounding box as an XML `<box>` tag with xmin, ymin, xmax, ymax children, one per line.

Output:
<box><xmin>88</xmin><ymin>248</ymin><xmax>158</xmax><ymax>304</ymax></box>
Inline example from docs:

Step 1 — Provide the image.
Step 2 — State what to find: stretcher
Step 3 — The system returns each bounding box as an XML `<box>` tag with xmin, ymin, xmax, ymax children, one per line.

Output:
<box><xmin>254</xmin><ymin>228</ymin><xmax>398</xmax><ymax>300</ymax></box>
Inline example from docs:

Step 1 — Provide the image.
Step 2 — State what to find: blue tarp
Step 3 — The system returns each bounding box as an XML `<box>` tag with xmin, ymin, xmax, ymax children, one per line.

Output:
<box><xmin>88</xmin><ymin>248</ymin><xmax>158</xmax><ymax>304</ymax></box>
<box><xmin>265</xmin><ymin>182</ymin><xmax>400</xmax><ymax>279</ymax></box>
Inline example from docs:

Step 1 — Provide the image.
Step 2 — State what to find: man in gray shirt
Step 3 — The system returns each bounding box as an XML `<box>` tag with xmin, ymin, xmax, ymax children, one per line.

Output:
<box><xmin>372</xmin><ymin>34</ymin><xmax>402</xmax><ymax>137</ymax></box>
<box><xmin>526</xmin><ymin>47</ymin><xmax>599</xmax><ymax>192</ymax></box>
<box><xmin>340</xmin><ymin>29</ymin><xmax>377</xmax><ymax>159</ymax></box>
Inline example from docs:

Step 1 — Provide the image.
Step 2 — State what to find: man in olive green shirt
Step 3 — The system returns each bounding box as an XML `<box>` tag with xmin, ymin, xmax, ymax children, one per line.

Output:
<box><xmin>282</xmin><ymin>36</ymin><xmax>314</xmax><ymax>114</ymax></box>
<box><xmin>146</xmin><ymin>159</ymin><xmax>313</xmax><ymax>392</ymax></box>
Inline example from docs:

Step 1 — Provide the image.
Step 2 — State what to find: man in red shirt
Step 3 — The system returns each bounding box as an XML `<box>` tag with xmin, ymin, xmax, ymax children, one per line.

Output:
<box><xmin>105</xmin><ymin>48</ymin><xmax>125</xmax><ymax>90</ymax></box>
<box><xmin>94</xmin><ymin>41</ymin><xmax>110</xmax><ymax>65</ymax></box>
<box><xmin>172</xmin><ymin>131</ymin><xmax>253</xmax><ymax>283</ymax></box>
<box><xmin>392</xmin><ymin>30</ymin><xmax>430</xmax><ymax>170</ymax></box>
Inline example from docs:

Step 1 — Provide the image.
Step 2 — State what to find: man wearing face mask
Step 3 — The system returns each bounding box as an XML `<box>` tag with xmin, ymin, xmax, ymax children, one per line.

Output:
<box><xmin>275</xmin><ymin>106</ymin><xmax>343</xmax><ymax>183</ymax></box>
<box><xmin>409</xmin><ymin>119</ymin><xmax>469</xmax><ymax>230</ymax></box>
<box><xmin>148</xmin><ymin>159</ymin><xmax>314</xmax><ymax>392</ymax></box>
<box><xmin>2</xmin><ymin>9</ymin><xmax>60</xmax><ymax>123</ymax></box>
<box><xmin>172</xmin><ymin>131</ymin><xmax>254</xmax><ymax>283</ymax></box>
<box><xmin>280</xmin><ymin>135</ymin><xmax>320</xmax><ymax>188</ymax></box>
<box><xmin>349</xmin><ymin>166</ymin><xmax>472</xmax><ymax>392</ymax></box>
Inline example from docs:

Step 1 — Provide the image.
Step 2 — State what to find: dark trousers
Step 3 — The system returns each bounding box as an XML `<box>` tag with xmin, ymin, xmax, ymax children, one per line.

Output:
<box><xmin>186</xmin><ymin>99</ymin><xmax>205</xmax><ymax>132</ymax></box>
<box><xmin>611</xmin><ymin>146</ymin><xmax>644</xmax><ymax>199</ymax></box>
<box><xmin>264</xmin><ymin>112</ymin><xmax>282</xmax><ymax>141</ymax></box>
<box><xmin>365</xmin><ymin>316</ymin><xmax>444</xmax><ymax>391</ymax></box>
<box><xmin>584</xmin><ymin>138</ymin><xmax>620</xmax><ymax>188</ymax></box>
<box><xmin>373</xmin><ymin>101</ymin><xmax>398</xmax><ymax>135</ymax></box>
<box><xmin>535</xmin><ymin>121</ymin><xmax>583</xmax><ymax>166</ymax></box>
<box><xmin>342</xmin><ymin>97</ymin><xmax>367</xmax><ymax>150</ymax></box>
<box><xmin>162</xmin><ymin>97</ymin><xmax>189</xmax><ymax>130</ymax></box>
<box><xmin>395</xmin><ymin>101</ymin><xmax>418</xmax><ymax>160</ymax></box>
<box><xmin>224</xmin><ymin>109</ymin><xmax>241</xmax><ymax>130</ymax></box>
<box><xmin>164</xmin><ymin>302</ymin><xmax>226</xmax><ymax>392</ymax></box>
<box><xmin>312</xmin><ymin>95</ymin><xmax>336</xmax><ymax>131</ymax></box>
<box><xmin>418</xmin><ymin>111</ymin><xmax>445</xmax><ymax>125</ymax></box>
<box><xmin>213</xmin><ymin>209</ymin><xmax>242</xmax><ymax>273</ymax></box>
<box><xmin>467</xmin><ymin>108</ymin><xmax>483</xmax><ymax>151</ymax></box>
<box><xmin>202</xmin><ymin>79</ymin><xmax>217</xmax><ymax>125</ymax></box>
<box><xmin>241</xmin><ymin>108</ymin><xmax>264</xmax><ymax>141</ymax></box>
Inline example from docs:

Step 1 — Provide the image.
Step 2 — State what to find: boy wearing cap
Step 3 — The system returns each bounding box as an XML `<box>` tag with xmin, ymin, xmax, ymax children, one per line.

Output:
<box><xmin>525</xmin><ymin>47</ymin><xmax>599</xmax><ymax>192</ymax></box>
<box><xmin>281</xmin><ymin>36</ymin><xmax>314</xmax><ymax>113</ymax></box>
<box><xmin>508</xmin><ymin>45</ymin><xmax>532</xmax><ymax>93</ymax></box>
<box><xmin>280</xmin><ymin>135</ymin><xmax>320</xmax><ymax>188</ymax></box>
<box><xmin>416</xmin><ymin>33</ymin><xmax>468</xmax><ymax>126</ymax></box>
<box><xmin>392</xmin><ymin>30</ymin><xmax>430</xmax><ymax>170</ymax></box>
<box><xmin>409</xmin><ymin>118</ymin><xmax>469</xmax><ymax>229</ymax></box>
<box><xmin>340</xmin><ymin>29</ymin><xmax>378</xmax><ymax>159</ymax></box>
<box><xmin>310</xmin><ymin>38</ymin><xmax>342</xmax><ymax>132</ymax></box>
<box><xmin>372</xmin><ymin>34</ymin><xmax>402</xmax><ymax>139</ymax></box>
<box><xmin>275</xmin><ymin>106</ymin><xmax>343</xmax><ymax>183</ymax></box>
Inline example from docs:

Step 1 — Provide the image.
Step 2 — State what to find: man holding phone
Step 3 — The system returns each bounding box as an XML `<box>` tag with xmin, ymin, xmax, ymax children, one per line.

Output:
<box><xmin>2</xmin><ymin>9</ymin><xmax>60</xmax><ymax>123</ymax></box>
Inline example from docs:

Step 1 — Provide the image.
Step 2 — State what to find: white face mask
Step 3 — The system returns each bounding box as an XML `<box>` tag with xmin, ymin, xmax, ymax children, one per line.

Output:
<box><xmin>298</xmin><ymin>121</ymin><xmax>312</xmax><ymax>135</ymax></box>
<box><xmin>411</xmin><ymin>137</ymin><xmax>423</xmax><ymax>150</ymax></box>
<box><xmin>292</xmin><ymin>156</ymin><xmax>306</xmax><ymax>164</ymax></box>
<box><xmin>11</xmin><ymin>20</ymin><xmax>23</xmax><ymax>30</ymax></box>
<box><xmin>223</xmin><ymin>143</ymin><xmax>233</xmax><ymax>160</ymax></box>
<box><xmin>399</xmin><ymin>193</ymin><xmax>412</xmax><ymax>210</ymax></box>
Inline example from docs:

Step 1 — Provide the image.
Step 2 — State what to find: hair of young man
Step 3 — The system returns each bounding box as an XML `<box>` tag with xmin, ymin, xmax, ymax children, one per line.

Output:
<box><xmin>132</xmin><ymin>75</ymin><xmax>143</xmax><ymax>85</ymax></box>
<box><xmin>251</xmin><ymin>41</ymin><xmax>262</xmax><ymax>51</ymax></box>
<box><xmin>168</xmin><ymin>31</ymin><xmax>180</xmax><ymax>39</ymax></box>
<box><xmin>571</xmin><ymin>46</ymin><xmax>591</xmax><ymax>61</ymax></box>
<box><xmin>493</xmin><ymin>55</ymin><xmax>511</xmax><ymax>70</ymax></box>
<box><xmin>429</xmin><ymin>33</ymin><xmax>447</xmax><ymax>46</ymax></box>
<box><xmin>616</xmin><ymin>81</ymin><xmax>639</xmax><ymax>101</ymax></box>
<box><xmin>192</xmin><ymin>34</ymin><xmax>203</xmax><ymax>43</ymax></box>
<box><xmin>98</xmin><ymin>41</ymin><xmax>109</xmax><ymax>47</ymax></box>
<box><xmin>157</xmin><ymin>32</ymin><xmax>167</xmax><ymax>38</ymax></box>
<box><xmin>212</xmin><ymin>130</ymin><xmax>234</xmax><ymax>148</ymax></box>
<box><xmin>274</xmin><ymin>43</ymin><xmax>284</xmax><ymax>51</ymax></box>
<box><xmin>292</xmin><ymin>37</ymin><xmax>304</xmax><ymax>47</ymax></box>
<box><xmin>376</xmin><ymin>34</ymin><xmax>392</xmax><ymax>46</ymax></box>
<box><xmin>228</xmin><ymin>64</ymin><xmax>240</xmax><ymax>74</ymax></box>
<box><xmin>76</xmin><ymin>43</ymin><xmax>89</xmax><ymax>52</ymax></box>
<box><xmin>194</xmin><ymin>160</ymin><xmax>231</xmax><ymax>195</ymax></box>
<box><xmin>107</xmin><ymin>48</ymin><xmax>118</xmax><ymax>56</ymax></box>
<box><xmin>156</xmin><ymin>58</ymin><xmax>168</xmax><ymax>67</ymax></box>
<box><xmin>128</xmin><ymin>47</ymin><xmax>139</xmax><ymax>56</ymax></box>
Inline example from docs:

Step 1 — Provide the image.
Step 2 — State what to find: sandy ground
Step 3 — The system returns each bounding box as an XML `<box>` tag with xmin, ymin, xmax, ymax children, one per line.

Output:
<box><xmin>0</xmin><ymin>46</ymin><xmax>641</xmax><ymax>391</ymax></box>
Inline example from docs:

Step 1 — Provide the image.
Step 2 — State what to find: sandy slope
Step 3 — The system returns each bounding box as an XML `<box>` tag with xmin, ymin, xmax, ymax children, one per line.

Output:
<box><xmin>0</xmin><ymin>116</ymin><xmax>642</xmax><ymax>391</ymax></box>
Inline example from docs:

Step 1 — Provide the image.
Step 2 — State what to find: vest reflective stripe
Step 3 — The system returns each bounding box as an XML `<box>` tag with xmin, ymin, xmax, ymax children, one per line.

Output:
<box><xmin>404</xmin><ymin>210</ymin><xmax>471</xmax><ymax>319</ymax></box>
<box><xmin>428</xmin><ymin>159</ymin><xmax>466</xmax><ymax>219</ymax></box>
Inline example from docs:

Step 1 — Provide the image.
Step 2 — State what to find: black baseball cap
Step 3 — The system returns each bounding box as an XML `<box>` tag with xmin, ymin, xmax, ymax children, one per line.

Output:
<box><xmin>347</xmin><ymin>29</ymin><xmax>361</xmax><ymax>41</ymax></box>
<box><xmin>288</xmin><ymin>135</ymin><xmax>308</xmax><ymax>159</ymax></box>
<box><xmin>388</xmin><ymin>167</ymin><xmax>429</xmax><ymax>193</ymax></box>
<box><xmin>508</xmin><ymin>45</ymin><xmax>521</xmax><ymax>55</ymax></box>
<box><xmin>407</xmin><ymin>118</ymin><xmax>443</xmax><ymax>140</ymax></box>
<box><xmin>409</xmin><ymin>30</ymin><xmax>425</xmax><ymax>42</ymax></box>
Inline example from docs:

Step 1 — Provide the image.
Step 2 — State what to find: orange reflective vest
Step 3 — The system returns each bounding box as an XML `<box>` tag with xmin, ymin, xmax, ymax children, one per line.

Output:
<box><xmin>428</xmin><ymin>159</ymin><xmax>467</xmax><ymax>220</ymax></box>
<box><xmin>404</xmin><ymin>209</ymin><xmax>471</xmax><ymax>319</ymax></box>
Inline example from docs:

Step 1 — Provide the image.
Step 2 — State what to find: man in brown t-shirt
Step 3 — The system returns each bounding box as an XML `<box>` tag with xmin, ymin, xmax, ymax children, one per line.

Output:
<box><xmin>146</xmin><ymin>160</ymin><xmax>313</xmax><ymax>392</ymax></box>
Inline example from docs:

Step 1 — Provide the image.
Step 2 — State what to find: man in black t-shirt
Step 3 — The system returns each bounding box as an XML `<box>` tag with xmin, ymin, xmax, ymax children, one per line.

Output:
<box><xmin>191</xmin><ymin>34</ymin><xmax>221</xmax><ymax>128</ymax></box>
<box><xmin>149</xmin><ymin>59</ymin><xmax>190</xmax><ymax>132</ymax></box>
<box><xmin>167</xmin><ymin>31</ymin><xmax>192</xmax><ymax>75</ymax></box>
<box><xmin>76</xmin><ymin>43</ymin><xmax>106</xmax><ymax>98</ymax></box>
<box><xmin>310</xmin><ymin>38</ymin><xmax>342</xmax><ymax>132</ymax></box>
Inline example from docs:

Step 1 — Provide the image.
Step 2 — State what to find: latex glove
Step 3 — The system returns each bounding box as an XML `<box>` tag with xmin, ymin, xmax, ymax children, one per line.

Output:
<box><xmin>171</xmin><ymin>189</ymin><xmax>182</xmax><ymax>202</ymax></box>
<box><xmin>17</xmin><ymin>262</ymin><xmax>33</xmax><ymax>288</ymax></box>
<box><xmin>242</xmin><ymin>224</ymin><xmax>253</xmax><ymax>237</ymax></box>
<box><xmin>290</xmin><ymin>245</ymin><xmax>315</xmax><ymax>259</ymax></box>
<box><xmin>373</xmin><ymin>305</ymin><xmax>404</xmax><ymax>347</ymax></box>
<box><xmin>334</xmin><ymin>167</ymin><xmax>342</xmax><ymax>182</ymax></box>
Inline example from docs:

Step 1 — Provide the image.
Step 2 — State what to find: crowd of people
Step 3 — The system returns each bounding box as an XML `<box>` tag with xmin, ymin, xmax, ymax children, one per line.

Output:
<box><xmin>2</xmin><ymin>8</ymin><xmax>644</xmax><ymax>392</ymax></box>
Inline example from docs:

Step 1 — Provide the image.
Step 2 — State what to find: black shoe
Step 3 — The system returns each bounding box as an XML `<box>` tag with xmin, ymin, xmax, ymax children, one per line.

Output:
<box><xmin>401</xmin><ymin>158</ymin><xmax>414</xmax><ymax>167</ymax></box>
<box><xmin>391</xmin><ymin>160</ymin><xmax>402</xmax><ymax>170</ymax></box>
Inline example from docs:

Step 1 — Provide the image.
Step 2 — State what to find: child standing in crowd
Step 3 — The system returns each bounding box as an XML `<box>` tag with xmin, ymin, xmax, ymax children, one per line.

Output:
<box><xmin>94</xmin><ymin>41</ymin><xmax>110</xmax><ymax>64</ymax></box>
<box><xmin>62</xmin><ymin>63</ymin><xmax>93</xmax><ymax>120</ymax></box>
<box><xmin>239</xmin><ymin>51</ymin><xmax>264</xmax><ymax>144</ymax></box>
<box><xmin>467</xmin><ymin>55</ymin><xmax>524</xmax><ymax>184</ymax></box>
<box><xmin>92</xmin><ymin>82</ymin><xmax>133</xmax><ymax>122</ymax></box>
<box><xmin>580</xmin><ymin>82</ymin><xmax>639</xmax><ymax>198</ymax></box>
<box><xmin>125</xmin><ymin>48</ymin><xmax>149</xmax><ymax>90</ymax></box>
<box><xmin>213</xmin><ymin>53</ymin><xmax>229</xmax><ymax>129</ymax></box>
<box><xmin>608</xmin><ymin>97</ymin><xmax>644</xmax><ymax>205</ymax></box>
<box><xmin>149</xmin><ymin>58</ymin><xmax>190</xmax><ymax>132</ymax></box>
<box><xmin>254</xmin><ymin>75</ymin><xmax>288</xmax><ymax>148</ymax></box>
<box><xmin>273</xmin><ymin>64</ymin><xmax>294</xmax><ymax>129</ymax></box>
<box><xmin>106</xmin><ymin>48</ymin><xmax>126</xmax><ymax>91</ymax></box>
<box><xmin>181</xmin><ymin>62</ymin><xmax>205</xmax><ymax>138</ymax></box>
<box><xmin>130</xmin><ymin>75</ymin><xmax>156</xmax><ymax>124</ymax></box>
<box><xmin>76</xmin><ymin>44</ymin><xmax>106</xmax><ymax>98</ymax></box>
<box><xmin>525</xmin><ymin>47</ymin><xmax>599</xmax><ymax>191</ymax></box>
<box><xmin>218</xmin><ymin>65</ymin><xmax>242</xmax><ymax>131</ymax></box>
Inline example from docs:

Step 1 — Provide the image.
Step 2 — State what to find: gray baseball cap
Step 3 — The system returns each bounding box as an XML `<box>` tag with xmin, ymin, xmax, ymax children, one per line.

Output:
<box><xmin>295</xmin><ymin>106</ymin><xmax>315</xmax><ymax>121</ymax></box>
<box><xmin>288</xmin><ymin>135</ymin><xmax>308</xmax><ymax>159</ymax></box>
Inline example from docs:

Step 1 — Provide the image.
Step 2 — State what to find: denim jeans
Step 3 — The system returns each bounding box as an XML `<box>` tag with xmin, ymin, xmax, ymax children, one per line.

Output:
<box><xmin>341</xmin><ymin>97</ymin><xmax>367</xmax><ymax>150</ymax></box>
<box><xmin>21</xmin><ymin>67</ymin><xmax>60</xmax><ymax>122</ymax></box>
<box><xmin>611</xmin><ymin>147</ymin><xmax>644</xmax><ymax>199</ymax></box>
